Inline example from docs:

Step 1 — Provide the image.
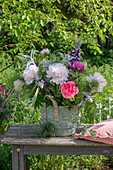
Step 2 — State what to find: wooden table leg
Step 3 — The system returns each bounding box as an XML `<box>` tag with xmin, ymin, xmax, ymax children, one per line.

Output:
<box><xmin>24</xmin><ymin>155</ymin><xmax>27</xmax><ymax>170</ymax></box>
<box><xmin>12</xmin><ymin>145</ymin><xmax>25</xmax><ymax>170</ymax></box>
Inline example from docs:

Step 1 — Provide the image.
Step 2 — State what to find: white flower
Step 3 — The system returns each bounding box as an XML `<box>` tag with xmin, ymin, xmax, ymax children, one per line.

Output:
<box><xmin>87</xmin><ymin>74</ymin><xmax>94</xmax><ymax>82</ymax></box>
<box><xmin>40</xmin><ymin>49</ymin><xmax>50</xmax><ymax>56</ymax></box>
<box><xmin>46</xmin><ymin>63</ymin><xmax>69</xmax><ymax>84</ymax></box>
<box><xmin>87</xmin><ymin>72</ymin><xmax>107</xmax><ymax>92</ymax></box>
<box><xmin>108</xmin><ymin>97</ymin><xmax>113</xmax><ymax>101</ymax></box>
<box><xmin>96</xmin><ymin>103</ymin><xmax>102</xmax><ymax>109</ymax></box>
<box><xmin>23</xmin><ymin>64</ymin><xmax>39</xmax><ymax>85</ymax></box>
<box><xmin>14</xmin><ymin>80</ymin><xmax>24</xmax><ymax>90</ymax></box>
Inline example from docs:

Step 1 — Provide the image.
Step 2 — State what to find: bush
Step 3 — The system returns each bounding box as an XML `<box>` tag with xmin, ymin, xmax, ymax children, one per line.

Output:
<box><xmin>0</xmin><ymin>144</ymin><xmax>12</xmax><ymax>170</ymax></box>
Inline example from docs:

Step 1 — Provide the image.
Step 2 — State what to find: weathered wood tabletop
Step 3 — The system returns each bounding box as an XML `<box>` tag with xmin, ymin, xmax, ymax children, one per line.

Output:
<box><xmin>0</xmin><ymin>124</ymin><xmax>113</xmax><ymax>170</ymax></box>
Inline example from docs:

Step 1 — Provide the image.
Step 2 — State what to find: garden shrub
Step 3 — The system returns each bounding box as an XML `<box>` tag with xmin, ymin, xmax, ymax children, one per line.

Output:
<box><xmin>27</xmin><ymin>155</ymin><xmax>110</xmax><ymax>170</ymax></box>
<box><xmin>0</xmin><ymin>144</ymin><xmax>12</xmax><ymax>170</ymax></box>
<box><xmin>0</xmin><ymin>0</ymin><xmax>112</xmax><ymax>69</ymax></box>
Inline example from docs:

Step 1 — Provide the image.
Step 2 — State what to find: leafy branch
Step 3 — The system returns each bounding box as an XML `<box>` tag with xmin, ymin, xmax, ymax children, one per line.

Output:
<box><xmin>0</xmin><ymin>60</ymin><xmax>19</xmax><ymax>73</ymax></box>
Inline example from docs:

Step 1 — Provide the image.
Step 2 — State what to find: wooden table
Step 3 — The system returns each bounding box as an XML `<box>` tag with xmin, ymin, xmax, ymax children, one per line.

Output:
<box><xmin>0</xmin><ymin>124</ymin><xmax>113</xmax><ymax>170</ymax></box>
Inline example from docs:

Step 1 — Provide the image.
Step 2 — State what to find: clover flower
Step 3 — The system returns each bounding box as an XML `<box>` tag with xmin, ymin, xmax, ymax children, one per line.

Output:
<box><xmin>46</xmin><ymin>63</ymin><xmax>69</xmax><ymax>85</ymax></box>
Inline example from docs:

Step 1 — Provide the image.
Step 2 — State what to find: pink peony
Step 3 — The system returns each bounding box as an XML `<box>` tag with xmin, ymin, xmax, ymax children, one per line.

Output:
<box><xmin>40</xmin><ymin>49</ymin><xmax>50</xmax><ymax>56</ymax></box>
<box><xmin>69</xmin><ymin>61</ymin><xmax>85</xmax><ymax>71</ymax></box>
<box><xmin>61</xmin><ymin>81</ymin><xmax>79</xmax><ymax>99</ymax></box>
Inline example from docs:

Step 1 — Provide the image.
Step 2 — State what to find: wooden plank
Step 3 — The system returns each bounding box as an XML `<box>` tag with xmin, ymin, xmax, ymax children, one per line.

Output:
<box><xmin>1</xmin><ymin>136</ymin><xmax>110</xmax><ymax>146</ymax></box>
<box><xmin>4</xmin><ymin>124</ymin><xmax>93</xmax><ymax>137</ymax></box>
<box><xmin>24</xmin><ymin>145</ymin><xmax>113</xmax><ymax>155</ymax></box>
<box><xmin>1</xmin><ymin>124</ymin><xmax>111</xmax><ymax>147</ymax></box>
<box><xmin>12</xmin><ymin>145</ymin><xmax>25</xmax><ymax>170</ymax></box>
<box><xmin>4</xmin><ymin>124</ymin><xmax>40</xmax><ymax>137</ymax></box>
<box><xmin>19</xmin><ymin>145</ymin><xmax>24</xmax><ymax>170</ymax></box>
<box><xmin>12</xmin><ymin>145</ymin><xmax>19</xmax><ymax>170</ymax></box>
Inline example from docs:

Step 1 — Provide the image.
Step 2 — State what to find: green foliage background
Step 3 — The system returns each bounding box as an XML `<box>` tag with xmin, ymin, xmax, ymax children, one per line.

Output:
<box><xmin>0</xmin><ymin>0</ymin><xmax>113</xmax><ymax>70</ymax></box>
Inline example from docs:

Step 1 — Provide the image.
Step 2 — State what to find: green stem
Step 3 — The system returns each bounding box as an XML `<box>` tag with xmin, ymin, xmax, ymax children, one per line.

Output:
<box><xmin>57</xmin><ymin>84</ymin><xmax>59</xmax><ymax>97</ymax></box>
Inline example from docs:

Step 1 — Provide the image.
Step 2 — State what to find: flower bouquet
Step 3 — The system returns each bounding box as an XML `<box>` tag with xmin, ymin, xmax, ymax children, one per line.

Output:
<box><xmin>14</xmin><ymin>43</ymin><xmax>107</xmax><ymax>136</ymax></box>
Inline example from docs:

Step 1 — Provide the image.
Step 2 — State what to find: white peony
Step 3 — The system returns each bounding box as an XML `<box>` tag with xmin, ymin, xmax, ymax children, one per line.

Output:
<box><xmin>23</xmin><ymin>64</ymin><xmax>39</xmax><ymax>85</ymax></box>
<box><xmin>87</xmin><ymin>72</ymin><xmax>107</xmax><ymax>92</ymax></box>
<box><xmin>14</xmin><ymin>80</ymin><xmax>24</xmax><ymax>90</ymax></box>
<box><xmin>46</xmin><ymin>63</ymin><xmax>69</xmax><ymax>84</ymax></box>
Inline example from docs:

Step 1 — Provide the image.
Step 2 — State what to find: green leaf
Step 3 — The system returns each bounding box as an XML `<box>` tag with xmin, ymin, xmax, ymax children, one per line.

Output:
<box><xmin>27</xmin><ymin>16</ymin><xmax>31</xmax><ymax>22</ymax></box>
<box><xmin>56</xmin><ymin>9</ymin><xmax>61</xmax><ymax>12</ymax></box>
<box><xmin>50</xmin><ymin>42</ymin><xmax>54</xmax><ymax>47</ymax></box>
<box><xmin>10</xmin><ymin>18</ymin><xmax>13</xmax><ymax>29</ymax></box>
<box><xmin>40</xmin><ymin>20</ymin><xmax>47</xmax><ymax>26</ymax></box>
<box><xmin>32</xmin><ymin>88</ymin><xmax>39</xmax><ymax>106</ymax></box>
<box><xmin>14</xmin><ymin>48</ymin><xmax>18</xmax><ymax>54</ymax></box>
<box><xmin>57</xmin><ymin>0</ymin><xmax>61</xmax><ymax>3</ymax></box>
<box><xmin>14</xmin><ymin>29</ymin><xmax>21</xmax><ymax>37</ymax></box>
<box><xmin>22</xmin><ymin>15</ymin><xmax>26</xmax><ymax>20</ymax></box>
<box><xmin>10</xmin><ymin>23</ymin><xmax>12</xmax><ymax>29</ymax></box>
<box><xmin>15</xmin><ymin>29</ymin><xmax>18</xmax><ymax>37</ymax></box>
<box><xmin>9</xmin><ymin>121</ymin><xmax>16</xmax><ymax>124</ymax></box>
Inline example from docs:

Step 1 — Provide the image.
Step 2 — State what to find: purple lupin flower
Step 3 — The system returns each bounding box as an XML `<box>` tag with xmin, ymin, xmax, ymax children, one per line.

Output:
<box><xmin>0</xmin><ymin>102</ymin><xmax>4</xmax><ymax>108</ymax></box>
<box><xmin>0</xmin><ymin>83</ymin><xmax>4</xmax><ymax>87</ymax></box>
<box><xmin>6</xmin><ymin>89</ymin><xmax>9</xmax><ymax>93</ymax></box>
<box><xmin>9</xmin><ymin>115</ymin><xmax>13</xmax><ymax>119</ymax></box>
<box><xmin>70</xmin><ymin>42</ymin><xmax>81</xmax><ymax>62</ymax></box>
<box><xmin>10</xmin><ymin>89</ymin><xmax>15</xmax><ymax>94</ymax></box>
<box><xmin>11</xmin><ymin>105</ymin><xmax>15</xmax><ymax>108</ymax></box>
<box><xmin>4</xmin><ymin>116</ymin><xmax>7</xmax><ymax>119</ymax></box>
<box><xmin>16</xmin><ymin>93</ymin><xmax>20</xmax><ymax>101</ymax></box>
<box><xmin>10</xmin><ymin>90</ymin><xmax>12</xmax><ymax>93</ymax></box>
<box><xmin>5</xmin><ymin>89</ymin><xmax>9</xmax><ymax>98</ymax></box>
<box><xmin>37</xmin><ymin>79</ymin><xmax>48</xmax><ymax>90</ymax></box>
